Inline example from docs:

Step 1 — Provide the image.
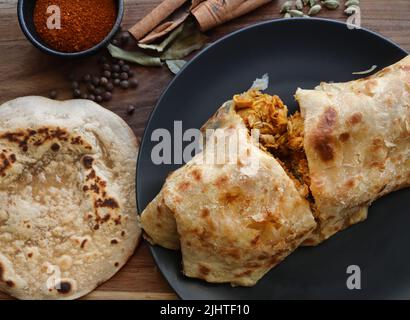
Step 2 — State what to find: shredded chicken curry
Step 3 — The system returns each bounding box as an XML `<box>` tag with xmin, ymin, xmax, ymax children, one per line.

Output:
<box><xmin>233</xmin><ymin>90</ymin><xmax>313</xmax><ymax>204</ymax></box>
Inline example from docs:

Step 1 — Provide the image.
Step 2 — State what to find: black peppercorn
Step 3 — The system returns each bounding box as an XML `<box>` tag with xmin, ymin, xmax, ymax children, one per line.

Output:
<box><xmin>103</xmin><ymin>92</ymin><xmax>112</xmax><ymax>101</ymax></box>
<box><xmin>73</xmin><ymin>89</ymin><xmax>81</xmax><ymax>98</ymax></box>
<box><xmin>92</xmin><ymin>76</ymin><xmax>100</xmax><ymax>86</ymax></box>
<box><xmin>129</xmin><ymin>79</ymin><xmax>139</xmax><ymax>89</ymax></box>
<box><xmin>103</xmin><ymin>70</ymin><xmax>111</xmax><ymax>78</ymax></box>
<box><xmin>100</xmin><ymin>77</ymin><xmax>109</xmax><ymax>86</ymax></box>
<box><xmin>127</xmin><ymin>105</ymin><xmax>136</xmax><ymax>115</ymax></box>
<box><xmin>106</xmin><ymin>82</ymin><xmax>114</xmax><ymax>91</ymax></box>
<box><xmin>120</xmin><ymin>80</ymin><xmax>129</xmax><ymax>89</ymax></box>
<box><xmin>82</xmin><ymin>74</ymin><xmax>92</xmax><ymax>83</ymax></box>
<box><xmin>111</xmin><ymin>64</ymin><xmax>121</xmax><ymax>73</ymax></box>
<box><xmin>48</xmin><ymin>90</ymin><xmax>58</xmax><ymax>99</ymax></box>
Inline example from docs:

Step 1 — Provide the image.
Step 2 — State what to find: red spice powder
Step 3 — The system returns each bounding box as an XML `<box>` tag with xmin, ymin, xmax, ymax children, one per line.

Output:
<box><xmin>33</xmin><ymin>0</ymin><xmax>116</xmax><ymax>53</ymax></box>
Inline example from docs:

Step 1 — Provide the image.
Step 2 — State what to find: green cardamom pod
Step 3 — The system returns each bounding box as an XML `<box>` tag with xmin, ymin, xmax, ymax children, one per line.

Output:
<box><xmin>303</xmin><ymin>0</ymin><xmax>309</xmax><ymax>5</ymax></box>
<box><xmin>296</xmin><ymin>0</ymin><xmax>304</xmax><ymax>10</ymax></box>
<box><xmin>308</xmin><ymin>4</ymin><xmax>322</xmax><ymax>15</ymax></box>
<box><xmin>345</xmin><ymin>0</ymin><xmax>360</xmax><ymax>7</ymax></box>
<box><xmin>322</xmin><ymin>0</ymin><xmax>340</xmax><ymax>9</ymax></box>
<box><xmin>344</xmin><ymin>4</ymin><xmax>359</xmax><ymax>15</ymax></box>
<box><xmin>280</xmin><ymin>1</ymin><xmax>294</xmax><ymax>13</ymax></box>
<box><xmin>289</xmin><ymin>9</ymin><xmax>305</xmax><ymax>17</ymax></box>
<box><xmin>284</xmin><ymin>12</ymin><xmax>292</xmax><ymax>18</ymax></box>
<box><xmin>309</xmin><ymin>0</ymin><xmax>317</xmax><ymax>6</ymax></box>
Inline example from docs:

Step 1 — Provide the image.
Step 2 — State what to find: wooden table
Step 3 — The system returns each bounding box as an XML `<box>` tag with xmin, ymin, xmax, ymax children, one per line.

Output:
<box><xmin>0</xmin><ymin>0</ymin><xmax>409</xmax><ymax>300</ymax></box>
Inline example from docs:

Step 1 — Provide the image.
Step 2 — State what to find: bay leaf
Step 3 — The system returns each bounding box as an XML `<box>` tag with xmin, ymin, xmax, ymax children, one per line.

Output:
<box><xmin>138</xmin><ymin>22</ymin><xmax>185</xmax><ymax>53</ymax></box>
<box><xmin>166</xmin><ymin>60</ymin><xmax>187</xmax><ymax>74</ymax></box>
<box><xmin>160</xmin><ymin>21</ymin><xmax>207</xmax><ymax>60</ymax></box>
<box><xmin>107</xmin><ymin>44</ymin><xmax>163</xmax><ymax>67</ymax></box>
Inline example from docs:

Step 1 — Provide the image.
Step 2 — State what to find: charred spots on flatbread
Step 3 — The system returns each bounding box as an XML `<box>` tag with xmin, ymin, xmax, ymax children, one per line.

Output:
<box><xmin>311</xmin><ymin>107</ymin><xmax>338</xmax><ymax>162</ymax></box>
<box><xmin>50</xmin><ymin>143</ymin><xmax>60</xmax><ymax>152</ymax></box>
<box><xmin>190</xmin><ymin>169</ymin><xmax>202</xmax><ymax>182</ymax></box>
<box><xmin>110</xmin><ymin>239</ymin><xmax>118</xmax><ymax>245</ymax></box>
<box><xmin>0</xmin><ymin>127</ymin><xmax>93</xmax><ymax>153</ymax></box>
<box><xmin>178</xmin><ymin>181</ymin><xmax>191</xmax><ymax>192</ymax></box>
<box><xmin>198</xmin><ymin>265</ymin><xmax>211</xmax><ymax>276</ymax></box>
<box><xmin>348</xmin><ymin>112</ymin><xmax>363</xmax><ymax>126</ymax></box>
<box><xmin>114</xmin><ymin>262</ymin><xmax>119</xmax><ymax>267</ymax></box>
<box><xmin>56</xmin><ymin>281</ymin><xmax>72</xmax><ymax>294</ymax></box>
<box><xmin>95</xmin><ymin>198</ymin><xmax>119</xmax><ymax>209</ymax></box>
<box><xmin>339</xmin><ymin>132</ymin><xmax>350</xmax><ymax>142</ymax></box>
<box><xmin>214</xmin><ymin>175</ymin><xmax>228</xmax><ymax>188</ymax></box>
<box><xmin>201</xmin><ymin>208</ymin><xmax>210</xmax><ymax>218</ymax></box>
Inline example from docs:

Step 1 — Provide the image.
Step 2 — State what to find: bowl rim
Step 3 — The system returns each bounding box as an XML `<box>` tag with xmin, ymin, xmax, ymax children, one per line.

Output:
<box><xmin>17</xmin><ymin>0</ymin><xmax>124</xmax><ymax>58</ymax></box>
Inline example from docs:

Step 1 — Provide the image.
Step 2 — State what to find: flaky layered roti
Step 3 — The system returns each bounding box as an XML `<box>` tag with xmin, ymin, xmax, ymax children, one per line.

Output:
<box><xmin>296</xmin><ymin>56</ymin><xmax>410</xmax><ymax>244</ymax></box>
<box><xmin>141</xmin><ymin>101</ymin><xmax>316</xmax><ymax>286</ymax></box>
<box><xmin>0</xmin><ymin>97</ymin><xmax>140</xmax><ymax>299</ymax></box>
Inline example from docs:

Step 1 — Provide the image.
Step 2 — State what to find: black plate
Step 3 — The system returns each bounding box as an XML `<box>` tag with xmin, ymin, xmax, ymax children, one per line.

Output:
<box><xmin>137</xmin><ymin>18</ymin><xmax>409</xmax><ymax>299</ymax></box>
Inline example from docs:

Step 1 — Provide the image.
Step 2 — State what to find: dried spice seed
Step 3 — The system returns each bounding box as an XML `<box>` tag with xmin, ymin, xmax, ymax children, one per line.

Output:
<box><xmin>127</xmin><ymin>105</ymin><xmax>136</xmax><ymax>115</ymax></box>
<box><xmin>295</xmin><ymin>0</ymin><xmax>304</xmax><ymax>10</ymax></box>
<box><xmin>94</xmin><ymin>87</ymin><xmax>104</xmax><ymax>96</ymax></box>
<box><xmin>92</xmin><ymin>77</ymin><xmax>100</xmax><ymax>86</ymax></box>
<box><xmin>308</xmin><ymin>4</ymin><xmax>322</xmax><ymax>15</ymax></box>
<box><xmin>280</xmin><ymin>1</ymin><xmax>293</xmax><ymax>13</ymax></box>
<box><xmin>86</xmin><ymin>84</ymin><xmax>95</xmax><ymax>92</ymax></box>
<box><xmin>100</xmin><ymin>77</ymin><xmax>109</xmax><ymax>86</ymax></box>
<box><xmin>103</xmin><ymin>92</ymin><xmax>112</xmax><ymax>101</ymax></box>
<box><xmin>113</xmin><ymin>79</ymin><xmax>121</xmax><ymax>86</ymax></box>
<box><xmin>71</xmin><ymin>81</ymin><xmax>79</xmax><ymax>89</ymax></box>
<box><xmin>345</xmin><ymin>0</ymin><xmax>359</xmax><ymax>6</ymax></box>
<box><xmin>111</xmin><ymin>64</ymin><xmax>121</xmax><ymax>73</ymax></box>
<box><xmin>96</xmin><ymin>95</ymin><xmax>103</xmax><ymax>103</ymax></box>
<box><xmin>82</xmin><ymin>74</ymin><xmax>92</xmax><ymax>83</ymax></box>
<box><xmin>120</xmin><ymin>80</ymin><xmax>129</xmax><ymax>89</ymax></box>
<box><xmin>120</xmin><ymin>72</ymin><xmax>129</xmax><ymax>80</ymax></box>
<box><xmin>120</xmin><ymin>32</ymin><xmax>131</xmax><ymax>45</ymax></box>
<box><xmin>48</xmin><ymin>90</ymin><xmax>58</xmax><ymax>99</ymax></box>
<box><xmin>73</xmin><ymin>89</ymin><xmax>81</xmax><ymax>98</ymax></box>
<box><xmin>106</xmin><ymin>82</ymin><xmax>114</xmax><ymax>91</ymax></box>
<box><xmin>88</xmin><ymin>94</ymin><xmax>96</xmax><ymax>101</ymax></box>
<box><xmin>128</xmin><ymin>70</ymin><xmax>135</xmax><ymax>78</ymax></box>
<box><xmin>289</xmin><ymin>9</ymin><xmax>304</xmax><ymax>17</ymax></box>
<box><xmin>102</xmin><ymin>63</ymin><xmax>111</xmax><ymax>71</ymax></box>
<box><xmin>81</xmin><ymin>93</ymin><xmax>88</xmax><ymax>99</ymax></box>
<box><xmin>121</xmin><ymin>64</ymin><xmax>130</xmax><ymax>73</ymax></box>
<box><xmin>322</xmin><ymin>0</ymin><xmax>340</xmax><ymax>9</ymax></box>
<box><xmin>129</xmin><ymin>79</ymin><xmax>139</xmax><ymax>89</ymax></box>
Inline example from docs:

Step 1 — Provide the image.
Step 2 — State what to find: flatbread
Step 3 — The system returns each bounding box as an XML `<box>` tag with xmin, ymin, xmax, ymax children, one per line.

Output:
<box><xmin>0</xmin><ymin>96</ymin><xmax>141</xmax><ymax>299</ymax></box>
<box><xmin>296</xmin><ymin>56</ymin><xmax>410</xmax><ymax>245</ymax></box>
<box><xmin>141</xmin><ymin>101</ymin><xmax>316</xmax><ymax>286</ymax></box>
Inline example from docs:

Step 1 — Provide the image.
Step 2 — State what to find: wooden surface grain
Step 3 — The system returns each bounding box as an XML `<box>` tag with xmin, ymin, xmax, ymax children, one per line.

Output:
<box><xmin>0</xmin><ymin>0</ymin><xmax>409</xmax><ymax>300</ymax></box>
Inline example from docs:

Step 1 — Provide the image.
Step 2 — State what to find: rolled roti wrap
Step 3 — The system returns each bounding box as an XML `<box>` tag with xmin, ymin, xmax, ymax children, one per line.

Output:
<box><xmin>141</xmin><ymin>100</ymin><xmax>316</xmax><ymax>286</ymax></box>
<box><xmin>296</xmin><ymin>56</ymin><xmax>410</xmax><ymax>245</ymax></box>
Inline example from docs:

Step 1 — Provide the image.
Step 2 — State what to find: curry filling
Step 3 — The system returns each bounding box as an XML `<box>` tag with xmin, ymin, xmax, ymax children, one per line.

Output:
<box><xmin>233</xmin><ymin>90</ymin><xmax>315</xmax><ymax>208</ymax></box>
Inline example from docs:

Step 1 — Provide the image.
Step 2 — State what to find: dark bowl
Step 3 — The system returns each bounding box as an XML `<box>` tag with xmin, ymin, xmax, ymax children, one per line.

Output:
<box><xmin>17</xmin><ymin>0</ymin><xmax>124</xmax><ymax>58</ymax></box>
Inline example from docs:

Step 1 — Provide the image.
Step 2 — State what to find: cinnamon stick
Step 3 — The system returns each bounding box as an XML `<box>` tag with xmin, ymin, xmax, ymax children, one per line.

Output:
<box><xmin>192</xmin><ymin>0</ymin><xmax>272</xmax><ymax>32</ymax></box>
<box><xmin>129</xmin><ymin>0</ymin><xmax>189</xmax><ymax>41</ymax></box>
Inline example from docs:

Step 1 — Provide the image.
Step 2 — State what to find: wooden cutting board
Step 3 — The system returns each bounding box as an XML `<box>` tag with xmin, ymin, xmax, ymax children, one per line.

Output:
<box><xmin>0</xmin><ymin>0</ymin><xmax>409</xmax><ymax>300</ymax></box>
